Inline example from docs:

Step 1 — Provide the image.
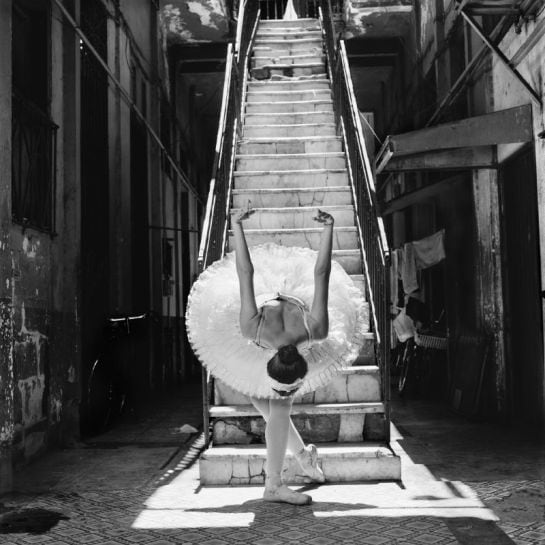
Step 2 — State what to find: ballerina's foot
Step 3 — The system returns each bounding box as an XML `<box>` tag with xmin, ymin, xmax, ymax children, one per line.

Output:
<box><xmin>296</xmin><ymin>444</ymin><xmax>326</xmax><ymax>483</ymax></box>
<box><xmin>263</xmin><ymin>484</ymin><xmax>312</xmax><ymax>505</ymax></box>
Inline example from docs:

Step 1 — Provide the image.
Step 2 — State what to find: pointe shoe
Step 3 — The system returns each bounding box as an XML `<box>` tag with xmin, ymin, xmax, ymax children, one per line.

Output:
<box><xmin>263</xmin><ymin>484</ymin><xmax>312</xmax><ymax>505</ymax></box>
<box><xmin>296</xmin><ymin>444</ymin><xmax>326</xmax><ymax>483</ymax></box>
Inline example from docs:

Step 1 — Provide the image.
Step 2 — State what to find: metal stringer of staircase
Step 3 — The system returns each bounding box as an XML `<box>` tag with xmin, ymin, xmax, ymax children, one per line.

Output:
<box><xmin>197</xmin><ymin>0</ymin><xmax>399</xmax><ymax>485</ymax></box>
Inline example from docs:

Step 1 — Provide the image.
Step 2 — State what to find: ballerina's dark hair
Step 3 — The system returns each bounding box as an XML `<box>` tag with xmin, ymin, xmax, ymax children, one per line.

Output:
<box><xmin>267</xmin><ymin>344</ymin><xmax>308</xmax><ymax>395</ymax></box>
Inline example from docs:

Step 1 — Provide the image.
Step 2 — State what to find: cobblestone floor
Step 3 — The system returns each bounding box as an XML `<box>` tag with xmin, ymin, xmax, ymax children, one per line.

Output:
<box><xmin>1</xmin><ymin>388</ymin><xmax>544</xmax><ymax>544</ymax></box>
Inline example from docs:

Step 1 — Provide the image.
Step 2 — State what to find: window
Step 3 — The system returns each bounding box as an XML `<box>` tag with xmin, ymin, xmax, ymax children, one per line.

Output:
<box><xmin>12</xmin><ymin>1</ymin><xmax>57</xmax><ymax>232</ymax></box>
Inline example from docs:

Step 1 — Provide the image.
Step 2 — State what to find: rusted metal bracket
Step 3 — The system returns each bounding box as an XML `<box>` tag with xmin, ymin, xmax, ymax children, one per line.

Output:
<box><xmin>460</xmin><ymin>7</ymin><xmax>542</xmax><ymax>107</ymax></box>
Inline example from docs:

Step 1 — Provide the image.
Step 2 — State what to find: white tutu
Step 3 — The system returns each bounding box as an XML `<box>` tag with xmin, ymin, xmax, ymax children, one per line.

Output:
<box><xmin>186</xmin><ymin>243</ymin><xmax>366</xmax><ymax>399</ymax></box>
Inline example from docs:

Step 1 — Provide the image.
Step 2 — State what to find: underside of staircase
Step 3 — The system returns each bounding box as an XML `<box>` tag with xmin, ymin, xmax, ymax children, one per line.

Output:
<box><xmin>199</xmin><ymin>16</ymin><xmax>400</xmax><ymax>485</ymax></box>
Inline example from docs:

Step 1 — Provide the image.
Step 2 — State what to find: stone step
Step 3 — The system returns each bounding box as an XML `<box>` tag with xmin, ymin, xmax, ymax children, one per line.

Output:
<box><xmin>332</xmin><ymin>249</ymin><xmax>362</xmax><ymax>274</ymax></box>
<box><xmin>233</xmin><ymin>205</ymin><xmax>355</xmax><ymax>229</ymax></box>
<box><xmin>213</xmin><ymin>410</ymin><xmax>379</xmax><ymax>445</ymax></box>
<box><xmin>247</xmin><ymin>78</ymin><xmax>330</xmax><ymax>92</ymax></box>
<box><xmin>215</xmin><ymin>366</ymin><xmax>380</xmax><ymax>405</ymax></box>
<box><xmin>245</xmin><ymin>99</ymin><xmax>333</xmax><ymax>115</ymax></box>
<box><xmin>350</xmin><ymin>273</ymin><xmax>366</xmax><ymax>295</ymax></box>
<box><xmin>234</xmin><ymin>168</ymin><xmax>347</xmax><ymax>188</ymax></box>
<box><xmin>227</xmin><ymin>226</ymin><xmax>359</xmax><ymax>251</ymax></box>
<box><xmin>244</xmin><ymin>123</ymin><xmax>336</xmax><ymax>138</ymax></box>
<box><xmin>258</xmin><ymin>18</ymin><xmax>320</xmax><ymax>29</ymax></box>
<box><xmin>238</xmin><ymin>136</ymin><xmax>342</xmax><ymax>155</ymax></box>
<box><xmin>252</xmin><ymin>54</ymin><xmax>325</xmax><ymax>69</ymax></box>
<box><xmin>251</xmin><ymin>63</ymin><xmax>325</xmax><ymax>79</ymax></box>
<box><xmin>232</xmin><ymin>186</ymin><xmax>353</xmax><ymax>208</ymax></box>
<box><xmin>236</xmin><ymin>152</ymin><xmax>345</xmax><ymax>171</ymax></box>
<box><xmin>246</xmin><ymin>88</ymin><xmax>331</xmax><ymax>102</ymax></box>
<box><xmin>199</xmin><ymin>443</ymin><xmax>401</xmax><ymax>484</ymax></box>
<box><xmin>254</xmin><ymin>38</ymin><xmax>324</xmax><ymax>52</ymax></box>
<box><xmin>245</xmin><ymin>111</ymin><xmax>334</xmax><ymax>125</ymax></box>
<box><xmin>257</xmin><ymin>24</ymin><xmax>321</xmax><ymax>34</ymax></box>
<box><xmin>210</xmin><ymin>401</ymin><xmax>384</xmax><ymax>418</ymax></box>
<box><xmin>253</xmin><ymin>46</ymin><xmax>324</xmax><ymax>59</ymax></box>
<box><xmin>255</xmin><ymin>30</ymin><xmax>323</xmax><ymax>40</ymax></box>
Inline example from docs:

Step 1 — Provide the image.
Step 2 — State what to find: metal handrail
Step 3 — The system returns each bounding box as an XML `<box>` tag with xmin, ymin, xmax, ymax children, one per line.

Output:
<box><xmin>197</xmin><ymin>0</ymin><xmax>260</xmax><ymax>446</ymax></box>
<box><xmin>319</xmin><ymin>1</ymin><xmax>391</xmax><ymax>436</ymax></box>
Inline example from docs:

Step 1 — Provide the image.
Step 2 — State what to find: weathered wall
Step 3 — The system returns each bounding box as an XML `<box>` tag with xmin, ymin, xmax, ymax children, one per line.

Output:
<box><xmin>161</xmin><ymin>0</ymin><xmax>230</xmax><ymax>43</ymax></box>
<box><xmin>0</xmin><ymin>0</ymin><xmax>15</xmax><ymax>493</ymax></box>
<box><xmin>489</xmin><ymin>9</ymin><xmax>545</xmax><ymax>422</ymax></box>
<box><xmin>8</xmin><ymin>1</ymin><xmax>82</xmax><ymax>467</ymax></box>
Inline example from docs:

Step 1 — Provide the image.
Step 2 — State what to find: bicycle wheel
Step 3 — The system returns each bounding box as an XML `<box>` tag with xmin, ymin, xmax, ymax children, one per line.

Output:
<box><xmin>397</xmin><ymin>339</ymin><xmax>414</xmax><ymax>394</ymax></box>
<box><xmin>85</xmin><ymin>354</ymin><xmax>114</xmax><ymax>435</ymax></box>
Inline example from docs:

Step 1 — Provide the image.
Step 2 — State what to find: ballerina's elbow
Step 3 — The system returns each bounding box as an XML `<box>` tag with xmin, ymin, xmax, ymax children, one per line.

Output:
<box><xmin>314</xmin><ymin>264</ymin><xmax>331</xmax><ymax>277</ymax></box>
<box><xmin>237</xmin><ymin>263</ymin><xmax>254</xmax><ymax>276</ymax></box>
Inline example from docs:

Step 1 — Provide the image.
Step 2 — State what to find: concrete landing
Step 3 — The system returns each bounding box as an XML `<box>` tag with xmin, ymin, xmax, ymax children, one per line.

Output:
<box><xmin>199</xmin><ymin>442</ymin><xmax>400</xmax><ymax>485</ymax></box>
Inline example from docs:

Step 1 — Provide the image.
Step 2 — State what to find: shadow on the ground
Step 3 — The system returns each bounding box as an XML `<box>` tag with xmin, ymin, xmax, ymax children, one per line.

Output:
<box><xmin>0</xmin><ymin>507</ymin><xmax>69</xmax><ymax>534</ymax></box>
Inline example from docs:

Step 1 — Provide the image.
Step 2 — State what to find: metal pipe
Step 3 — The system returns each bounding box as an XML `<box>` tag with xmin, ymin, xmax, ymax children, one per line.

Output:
<box><xmin>461</xmin><ymin>8</ymin><xmax>542</xmax><ymax>106</ymax></box>
<box><xmin>52</xmin><ymin>0</ymin><xmax>203</xmax><ymax>203</ymax></box>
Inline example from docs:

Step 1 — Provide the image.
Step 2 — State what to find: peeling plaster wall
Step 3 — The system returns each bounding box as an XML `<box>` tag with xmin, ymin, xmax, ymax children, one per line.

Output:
<box><xmin>0</xmin><ymin>0</ymin><xmax>15</xmax><ymax>493</ymax></box>
<box><xmin>161</xmin><ymin>0</ymin><xmax>230</xmax><ymax>43</ymax></box>
<box><xmin>489</xmin><ymin>10</ymin><xmax>545</xmax><ymax>421</ymax></box>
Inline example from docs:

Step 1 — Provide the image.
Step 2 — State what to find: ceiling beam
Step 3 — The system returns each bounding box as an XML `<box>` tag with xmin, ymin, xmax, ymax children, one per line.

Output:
<box><xmin>376</xmin><ymin>104</ymin><xmax>533</xmax><ymax>172</ymax></box>
<box><xmin>383</xmin><ymin>146</ymin><xmax>496</xmax><ymax>172</ymax></box>
<box><xmin>381</xmin><ymin>176</ymin><xmax>466</xmax><ymax>216</ymax></box>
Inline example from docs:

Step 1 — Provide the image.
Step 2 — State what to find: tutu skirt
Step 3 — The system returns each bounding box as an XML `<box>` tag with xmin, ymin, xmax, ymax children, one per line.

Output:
<box><xmin>186</xmin><ymin>243</ymin><xmax>366</xmax><ymax>399</ymax></box>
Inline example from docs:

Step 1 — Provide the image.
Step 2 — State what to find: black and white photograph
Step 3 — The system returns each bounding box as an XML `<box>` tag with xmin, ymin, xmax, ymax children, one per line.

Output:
<box><xmin>1</xmin><ymin>0</ymin><xmax>544</xmax><ymax>543</ymax></box>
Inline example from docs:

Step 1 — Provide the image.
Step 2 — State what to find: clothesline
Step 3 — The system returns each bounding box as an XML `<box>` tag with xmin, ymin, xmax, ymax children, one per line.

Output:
<box><xmin>391</xmin><ymin>229</ymin><xmax>446</xmax><ymax>304</ymax></box>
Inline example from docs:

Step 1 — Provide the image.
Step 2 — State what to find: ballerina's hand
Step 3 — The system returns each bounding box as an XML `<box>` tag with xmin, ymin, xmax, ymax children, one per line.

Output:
<box><xmin>313</xmin><ymin>209</ymin><xmax>334</xmax><ymax>225</ymax></box>
<box><xmin>232</xmin><ymin>204</ymin><xmax>255</xmax><ymax>224</ymax></box>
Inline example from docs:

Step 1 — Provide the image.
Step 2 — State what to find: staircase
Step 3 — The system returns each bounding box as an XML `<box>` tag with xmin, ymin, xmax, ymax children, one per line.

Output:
<box><xmin>199</xmin><ymin>15</ymin><xmax>400</xmax><ymax>485</ymax></box>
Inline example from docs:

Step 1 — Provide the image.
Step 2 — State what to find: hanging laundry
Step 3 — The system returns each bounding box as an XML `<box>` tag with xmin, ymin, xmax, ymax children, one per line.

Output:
<box><xmin>401</xmin><ymin>242</ymin><xmax>419</xmax><ymax>295</ymax></box>
<box><xmin>392</xmin><ymin>308</ymin><xmax>416</xmax><ymax>342</ymax></box>
<box><xmin>413</xmin><ymin>229</ymin><xmax>446</xmax><ymax>269</ymax></box>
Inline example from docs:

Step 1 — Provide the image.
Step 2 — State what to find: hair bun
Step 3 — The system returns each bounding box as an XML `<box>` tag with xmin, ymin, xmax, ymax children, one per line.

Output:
<box><xmin>278</xmin><ymin>344</ymin><xmax>299</xmax><ymax>364</ymax></box>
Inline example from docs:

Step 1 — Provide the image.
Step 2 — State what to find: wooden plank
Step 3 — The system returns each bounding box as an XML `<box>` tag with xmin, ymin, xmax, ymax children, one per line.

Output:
<box><xmin>381</xmin><ymin>175</ymin><xmax>466</xmax><ymax>216</ymax></box>
<box><xmin>383</xmin><ymin>146</ymin><xmax>497</xmax><ymax>172</ymax></box>
<box><xmin>390</xmin><ymin>105</ymin><xmax>533</xmax><ymax>155</ymax></box>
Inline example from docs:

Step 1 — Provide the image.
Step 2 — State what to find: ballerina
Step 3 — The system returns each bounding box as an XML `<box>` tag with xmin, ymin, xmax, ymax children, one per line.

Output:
<box><xmin>232</xmin><ymin>205</ymin><xmax>334</xmax><ymax>505</ymax></box>
<box><xmin>186</xmin><ymin>207</ymin><xmax>366</xmax><ymax>505</ymax></box>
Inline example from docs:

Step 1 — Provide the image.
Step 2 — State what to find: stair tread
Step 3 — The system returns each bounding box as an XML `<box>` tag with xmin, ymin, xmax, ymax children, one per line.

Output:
<box><xmin>230</xmin><ymin>204</ymin><xmax>353</xmax><ymax>211</ymax></box>
<box><xmin>234</xmin><ymin>168</ymin><xmax>347</xmax><ymax>176</ymax></box>
<box><xmin>340</xmin><ymin>364</ymin><xmax>378</xmax><ymax>374</ymax></box>
<box><xmin>248</xmin><ymin>80</ymin><xmax>329</xmax><ymax>87</ymax></box>
<box><xmin>244</xmin><ymin>122</ymin><xmax>335</xmax><ymax>129</ymax></box>
<box><xmin>203</xmin><ymin>442</ymin><xmax>394</xmax><ymax>457</ymax></box>
<box><xmin>232</xmin><ymin>185</ymin><xmax>349</xmax><ymax>192</ymax></box>
<box><xmin>245</xmin><ymin>112</ymin><xmax>333</xmax><ymax>117</ymax></box>
<box><xmin>228</xmin><ymin>226</ymin><xmax>357</xmax><ymax>233</ymax></box>
<box><xmin>246</xmin><ymin>99</ymin><xmax>332</xmax><ymax>106</ymax></box>
<box><xmin>254</xmin><ymin>62</ymin><xmax>325</xmax><ymax>69</ymax></box>
<box><xmin>255</xmin><ymin>36</ymin><xmax>322</xmax><ymax>42</ymax></box>
<box><xmin>240</xmin><ymin>136</ymin><xmax>340</xmax><ymax>142</ymax></box>
<box><xmin>236</xmin><ymin>152</ymin><xmax>344</xmax><ymax>158</ymax></box>
<box><xmin>210</xmin><ymin>401</ymin><xmax>385</xmax><ymax>418</ymax></box>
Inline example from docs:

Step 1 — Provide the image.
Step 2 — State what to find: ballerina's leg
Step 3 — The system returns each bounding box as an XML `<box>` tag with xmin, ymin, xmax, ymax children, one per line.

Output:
<box><xmin>251</xmin><ymin>396</ymin><xmax>326</xmax><ymax>485</ymax></box>
<box><xmin>252</xmin><ymin>397</ymin><xmax>311</xmax><ymax>505</ymax></box>
<box><xmin>250</xmin><ymin>397</ymin><xmax>305</xmax><ymax>454</ymax></box>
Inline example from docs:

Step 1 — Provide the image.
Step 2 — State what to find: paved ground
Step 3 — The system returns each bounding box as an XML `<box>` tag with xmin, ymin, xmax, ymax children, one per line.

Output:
<box><xmin>1</xmin><ymin>384</ymin><xmax>545</xmax><ymax>544</ymax></box>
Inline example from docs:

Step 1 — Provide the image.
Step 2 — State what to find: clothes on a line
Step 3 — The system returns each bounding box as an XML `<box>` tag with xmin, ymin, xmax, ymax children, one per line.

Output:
<box><xmin>391</xmin><ymin>229</ymin><xmax>446</xmax><ymax>303</ymax></box>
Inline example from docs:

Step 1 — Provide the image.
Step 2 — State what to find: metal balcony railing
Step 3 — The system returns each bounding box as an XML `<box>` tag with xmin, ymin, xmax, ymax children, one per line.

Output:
<box><xmin>197</xmin><ymin>0</ymin><xmax>261</xmax><ymax>445</ymax></box>
<box><xmin>320</xmin><ymin>1</ymin><xmax>392</xmax><ymax>434</ymax></box>
<box><xmin>12</xmin><ymin>93</ymin><xmax>58</xmax><ymax>233</ymax></box>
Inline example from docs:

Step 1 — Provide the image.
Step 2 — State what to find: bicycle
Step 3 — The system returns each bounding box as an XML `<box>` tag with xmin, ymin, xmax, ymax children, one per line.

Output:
<box><xmin>395</xmin><ymin>311</ymin><xmax>448</xmax><ymax>396</ymax></box>
<box><xmin>82</xmin><ymin>312</ymin><xmax>153</xmax><ymax>435</ymax></box>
